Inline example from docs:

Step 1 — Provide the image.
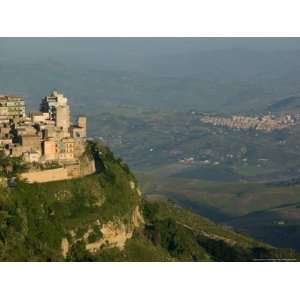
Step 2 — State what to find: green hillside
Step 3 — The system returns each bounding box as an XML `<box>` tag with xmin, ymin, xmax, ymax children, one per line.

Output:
<box><xmin>0</xmin><ymin>142</ymin><xmax>141</xmax><ymax>261</ymax></box>
<box><xmin>139</xmin><ymin>198</ymin><xmax>298</xmax><ymax>262</ymax></box>
<box><xmin>0</xmin><ymin>141</ymin><xmax>297</xmax><ymax>261</ymax></box>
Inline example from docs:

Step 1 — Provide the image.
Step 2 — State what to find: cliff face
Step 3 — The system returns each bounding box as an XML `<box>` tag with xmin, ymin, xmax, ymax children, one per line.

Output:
<box><xmin>61</xmin><ymin>205</ymin><xmax>144</xmax><ymax>257</ymax></box>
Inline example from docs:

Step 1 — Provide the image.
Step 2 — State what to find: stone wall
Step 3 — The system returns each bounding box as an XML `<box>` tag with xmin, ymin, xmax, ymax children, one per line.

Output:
<box><xmin>20</xmin><ymin>158</ymin><xmax>96</xmax><ymax>184</ymax></box>
<box><xmin>20</xmin><ymin>168</ymin><xmax>71</xmax><ymax>183</ymax></box>
<box><xmin>79</xmin><ymin>154</ymin><xmax>96</xmax><ymax>177</ymax></box>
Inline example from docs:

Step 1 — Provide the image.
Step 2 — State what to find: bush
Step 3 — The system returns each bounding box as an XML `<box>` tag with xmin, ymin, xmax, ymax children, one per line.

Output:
<box><xmin>67</xmin><ymin>241</ymin><xmax>96</xmax><ymax>262</ymax></box>
<box><xmin>197</xmin><ymin>235</ymin><xmax>252</xmax><ymax>262</ymax></box>
<box><xmin>142</xmin><ymin>201</ymin><xmax>159</xmax><ymax>223</ymax></box>
<box><xmin>145</xmin><ymin>217</ymin><xmax>208</xmax><ymax>261</ymax></box>
<box><xmin>88</xmin><ymin>226</ymin><xmax>103</xmax><ymax>243</ymax></box>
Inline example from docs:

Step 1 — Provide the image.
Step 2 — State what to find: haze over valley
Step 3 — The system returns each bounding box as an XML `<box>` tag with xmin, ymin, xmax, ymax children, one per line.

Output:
<box><xmin>2</xmin><ymin>38</ymin><xmax>300</xmax><ymax>252</ymax></box>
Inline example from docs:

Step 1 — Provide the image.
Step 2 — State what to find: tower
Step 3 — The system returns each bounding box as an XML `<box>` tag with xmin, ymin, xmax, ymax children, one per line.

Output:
<box><xmin>77</xmin><ymin>116</ymin><xmax>87</xmax><ymax>137</ymax></box>
<box><xmin>41</xmin><ymin>90</ymin><xmax>70</xmax><ymax>136</ymax></box>
<box><xmin>56</xmin><ymin>105</ymin><xmax>71</xmax><ymax>134</ymax></box>
<box><xmin>70</xmin><ymin>115</ymin><xmax>87</xmax><ymax>140</ymax></box>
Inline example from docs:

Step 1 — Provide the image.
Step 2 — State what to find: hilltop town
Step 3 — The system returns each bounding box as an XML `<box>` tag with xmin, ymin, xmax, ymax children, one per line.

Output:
<box><xmin>0</xmin><ymin>91</ymin><xmax>95</xmax><ymax>183</ymax></box>
<box><xmin>200</xmin><ymin>113</ymin><xmax>295</xmax><ymax>132</ymax></box>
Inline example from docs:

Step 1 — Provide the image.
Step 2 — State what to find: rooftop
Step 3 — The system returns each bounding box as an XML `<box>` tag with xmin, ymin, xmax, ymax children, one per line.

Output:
<box><xmin>0</xmin><ymin>95</ymin><xmax>24</xmax><ymax>101</ymax></box>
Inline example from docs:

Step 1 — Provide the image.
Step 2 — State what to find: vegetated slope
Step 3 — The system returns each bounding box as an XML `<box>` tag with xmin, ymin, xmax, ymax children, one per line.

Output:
<box><xmin>0</xmin><ymin>142</ymin><xmax>143</xmax><ymax>261</ymax></box>
<box><xmin>139</xmin><ymin>170</ymin><xmax>300</xmax><ymax>253</ymax></box>
<box><xmin>65</xmin><ymin>196</ymin><xmax>299</xmax><ymax>262</ymax></box>
<box><xmin>0</xmin><ymin>141</ymin><xmax>297</xmax><ymax>261</ymax></box>
<box><xmin>226</xmin><ymin>199</ymin><xmax>300</xmax><ymax>251</ymax></box>
<box><xmin>137</xmin><ymin>197</ymin><xmax>298</xmax><ymax>262</ymax></box>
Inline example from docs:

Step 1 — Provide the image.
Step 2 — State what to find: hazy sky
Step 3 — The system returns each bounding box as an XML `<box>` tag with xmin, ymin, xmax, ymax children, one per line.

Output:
<box><xmin>2</xmin><ymin>38</ymin><xmax>300</xmax><ymax>67</ymax></box>
<box><xmin>1</xmin><ymin>38</ymin><xmax>300</xmax><ymax>114</ymax></box>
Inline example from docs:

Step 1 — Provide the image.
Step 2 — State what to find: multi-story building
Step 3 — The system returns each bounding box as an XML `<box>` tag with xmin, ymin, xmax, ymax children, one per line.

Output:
<box><xmin>0</xmin><ymin>90</ymin><xmax>87</xmax><ymax>164</ymax></box>
<box><xmin>0</xmin><ymin>95</ymin><xmax>25</xmax><ymax>121</ymax></box>
<box><xmin>40</xmin><ymin>90</ymin><xmax>71</xmax><ymax>136</ymax></box>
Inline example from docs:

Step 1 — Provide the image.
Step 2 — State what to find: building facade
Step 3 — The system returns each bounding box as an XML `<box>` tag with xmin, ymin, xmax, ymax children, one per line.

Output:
<box><xmin>0</xmin><ymin>95</ymin><xmax>25</xmax><ymax>121</ymax></box>
<box><xmin>0</xmin><ymin>90</ymin><xmax>87</xmax><ymax>165</ymax></box>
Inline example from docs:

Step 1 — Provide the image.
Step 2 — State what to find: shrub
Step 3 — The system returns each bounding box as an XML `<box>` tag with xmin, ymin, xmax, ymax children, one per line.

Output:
<box><xmin>142</xmin><ymin>201</ymin><xmax>159</xmax><ymax>223</ymax></box>
<box><xmin>67</xmin><ymin>241</ymin><xmax>96</xmax><ymax>262</ymax></box>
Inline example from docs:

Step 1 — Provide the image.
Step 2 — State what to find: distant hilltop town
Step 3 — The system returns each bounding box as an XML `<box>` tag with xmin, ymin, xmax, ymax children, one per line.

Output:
<box><xmin>200</xmin><ymin>113</ymin><xmax>296</xmax><ymax>132</ymax></box>
<box><xmin>0</xmin><ymin>91</ymin><xmax>95</xmax><ymax>183</ymax></box>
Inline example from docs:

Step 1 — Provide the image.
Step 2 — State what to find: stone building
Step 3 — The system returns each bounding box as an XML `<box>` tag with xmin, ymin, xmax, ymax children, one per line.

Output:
<box><xmin>70</xmin><ymin>115</ymin><xmax>87</xmax><ymax>139</ymax></box>
<box><xmin>56</xmin><ymin>105</ymin><xmax>71</xmax><ymax>136</ymax></box>
<box><xmin>40</xmin><ymin>90</ymin><xmax>71</xmax><ymax>136</ymax></box>
<box><xmin>58</xmin><ymin>137</ymin><xmax>75</xmax><ymax>161</ymax></box>
<box><xmin>31</xmin><ymin>112</ymin><xmax>49</xmax><ymax>123</ymax></box>
<box><xmin>0</xmin><ymin>90</ymin><xmax>88</xmax><ymax>165</ymax></box>
<box><xmin>42</xmin><ymin>138</ymin><xmax>57</xmax><ymax>161</ymax></box>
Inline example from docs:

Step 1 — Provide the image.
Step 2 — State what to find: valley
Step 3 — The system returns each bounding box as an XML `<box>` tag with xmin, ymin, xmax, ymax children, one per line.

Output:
<box><xmin>87</xmin><ymin>101</ymin><xmax>300</xmax><ymax>251</ymax></box>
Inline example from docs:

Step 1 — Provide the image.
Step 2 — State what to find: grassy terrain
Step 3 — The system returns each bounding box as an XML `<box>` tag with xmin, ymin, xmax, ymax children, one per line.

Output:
<box><xmin>67</xmin><ymin>197</ymin><xmax>299</xmax><ymax>262</ymax></box>
<box><xmin>0</xmin><ymin>142</ymin><xmax>140</xmax><ymax>261</ymax></box>
<box><xmin>138</xmin><ymin>170</ymin><xmax>300</xmax><ymax>252</ymax></box>
<box><xmin>139</xmin><ymin>174</ymin><xmax>300</xmax><ymax>216</ymax></box>
<box><xmin>139</xmin><ymin>198</ymin><xmax>298</xmax><ymax>262</ymax></box>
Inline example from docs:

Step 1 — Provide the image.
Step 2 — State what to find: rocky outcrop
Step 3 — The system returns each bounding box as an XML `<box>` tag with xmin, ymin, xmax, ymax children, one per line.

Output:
<box><xmin>0</xmin><ymin>176</ymin><xmax>7</xmax><ymax>188</ymax></box>
<box><xmin>61</xmin><ymin>205</ymin><xmax>144</xmax><ymax>257</ymax></box>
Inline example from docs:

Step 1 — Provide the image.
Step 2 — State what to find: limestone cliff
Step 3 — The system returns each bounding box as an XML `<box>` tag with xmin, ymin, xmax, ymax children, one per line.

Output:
<box><xmin>61</xmin><ymin>205</ymin><xmax>144</xmax><ymax>257</ymax></box>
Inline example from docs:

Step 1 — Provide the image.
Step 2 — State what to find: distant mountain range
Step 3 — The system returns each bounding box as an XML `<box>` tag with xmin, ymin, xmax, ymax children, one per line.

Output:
<box><xmin>2</xmin><ymin>38</ymin><xmax>300</xmax><ymax>116</ymax></box>
<box><xmin>268</xmin><ymin>96</ymin><xmax>300</xmax><ymax>112</ymax></box>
